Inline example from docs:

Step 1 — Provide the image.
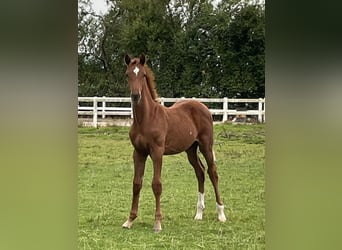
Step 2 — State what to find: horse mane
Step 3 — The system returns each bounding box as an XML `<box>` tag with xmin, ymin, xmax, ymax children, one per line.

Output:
<box><xmin>144</xmin><ymin>64</ymin><xmax>159</xmax><ymax>102</ymax></box>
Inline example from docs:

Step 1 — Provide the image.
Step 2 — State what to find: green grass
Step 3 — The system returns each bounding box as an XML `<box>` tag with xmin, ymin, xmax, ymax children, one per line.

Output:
<box><xmin>78</xmin><ymin>124</ymin><xmax>265</xmax><ymax>249</ymax></box>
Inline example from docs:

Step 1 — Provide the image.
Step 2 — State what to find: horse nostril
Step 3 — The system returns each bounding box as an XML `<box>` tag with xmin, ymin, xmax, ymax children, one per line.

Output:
<box><xmin>131</xmin><ymin>93</ymin><xmax>141</xmax><ymax>102</ymax></box>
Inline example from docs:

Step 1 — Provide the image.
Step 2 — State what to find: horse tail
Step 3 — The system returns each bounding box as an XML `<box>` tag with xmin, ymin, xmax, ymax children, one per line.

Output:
<box><xmin>212</xmin><ymin>149</ymin><xmax>216</xmax><ymax>162</ymax></box>
<box><xmin>198</xmin><ymin>157</ymin><xmax>206</xmax><ymax>171</ymax></box>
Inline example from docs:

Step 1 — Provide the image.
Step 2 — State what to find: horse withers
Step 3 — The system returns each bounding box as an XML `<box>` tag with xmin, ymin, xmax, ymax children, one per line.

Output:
<box><xmin>122</xmin><ymin>53</ymin><xmax>227</xmax><ymax>232</ymax></box>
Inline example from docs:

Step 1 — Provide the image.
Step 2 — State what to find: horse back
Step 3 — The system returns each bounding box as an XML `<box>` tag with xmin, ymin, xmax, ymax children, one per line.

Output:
<box><xmin>167</xmin><ymin>100</ymin><xmax>213</xmax><ymax>128</ymax></box>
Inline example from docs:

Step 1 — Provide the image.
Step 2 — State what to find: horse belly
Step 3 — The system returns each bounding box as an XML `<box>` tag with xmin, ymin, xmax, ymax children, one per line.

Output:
<box><xmin>164</xmin><ymin>128</ymin><xmax>197</xmax><ymax>155</ymax></box>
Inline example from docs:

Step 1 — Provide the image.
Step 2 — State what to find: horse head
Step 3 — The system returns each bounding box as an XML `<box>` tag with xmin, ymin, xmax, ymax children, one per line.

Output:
<box><xmin>125</xmin><ymin>53</ymin><xmax>146</xmax><ymax>104</ymax></box>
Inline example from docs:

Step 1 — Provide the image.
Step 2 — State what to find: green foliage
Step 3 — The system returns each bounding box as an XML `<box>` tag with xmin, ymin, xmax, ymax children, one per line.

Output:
<box><xmin>78</xmin><ymin>0</ymin><xmax>264</xmax><ymax>98</ymax></box>
<box><xmin>78</xmin><ymin>124</ymin><xmax>265</xmax><ymax>249</ymax></box>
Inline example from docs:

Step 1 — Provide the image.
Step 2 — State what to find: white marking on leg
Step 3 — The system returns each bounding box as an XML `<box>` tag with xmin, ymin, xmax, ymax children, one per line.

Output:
<box><xmin>216</xmin><ymin>203</ymin><xmax>227</xmax><ymax>222</ymax></box>
<box><xmin>153</xmin><ymin>220</ymin><xmax>162</xmax><ymax>232</ymax></box>
<box><xmin>194</xmin><ymin>192</ymin><xmax>205</xmax><ymax>220</ymax></box>
<box><xmin>133</xmin><ymin>66</ymin><xmax>139</xmax><ymax>76</ymax></box>
<box><xmin>122</xmin><ymin>220</ymin><xmax>133</xmax><ymax>229</ymax></box>
<box><xmin>212</xmin><ymin>149</ymin><xmax>216</xmax><ymax>162</ymax></box>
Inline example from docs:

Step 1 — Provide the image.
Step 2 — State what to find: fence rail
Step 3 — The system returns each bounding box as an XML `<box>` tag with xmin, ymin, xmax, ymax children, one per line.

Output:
<box><xmin>78</xmin><ymin>96</ymin><xmax>265</xmax><ymax>127</ymax></box>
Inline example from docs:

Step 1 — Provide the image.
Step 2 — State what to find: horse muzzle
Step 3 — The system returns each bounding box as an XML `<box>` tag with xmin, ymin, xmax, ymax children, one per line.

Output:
<box><xmin>130</xmin><ymin>93</ymin><xmax>141</xmax><ymax>104</ymax></box>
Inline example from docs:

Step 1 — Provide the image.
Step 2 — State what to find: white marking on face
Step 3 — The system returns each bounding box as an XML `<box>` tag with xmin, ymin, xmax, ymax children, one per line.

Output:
<box><xmin>133</xmin><ymin>66</ymin><xmax>139</xmax><ymax>76</ymax></box>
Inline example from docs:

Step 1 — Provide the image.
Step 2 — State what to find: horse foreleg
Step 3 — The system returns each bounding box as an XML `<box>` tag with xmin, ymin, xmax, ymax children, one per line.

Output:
<box><xmin>150</xmin><ymin>149</ymin><xmax>163</xmax><ymax>232</ymax></box>
<box><xmin>122</xmin><ymin>150</ymin><xmax>147</xmax><ymax>229</ymax></box>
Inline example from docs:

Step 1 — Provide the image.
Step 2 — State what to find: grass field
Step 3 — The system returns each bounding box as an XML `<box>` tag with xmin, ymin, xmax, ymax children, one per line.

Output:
<box><xmin>78</xmin><ymin>124</ymin><xmax>265</xmax><ymax>249</ymax></box>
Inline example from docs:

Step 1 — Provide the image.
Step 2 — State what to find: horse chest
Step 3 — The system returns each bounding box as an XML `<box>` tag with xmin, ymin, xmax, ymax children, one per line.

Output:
<box><xmin>131</xmin><ymin>134</ymin><xmax>147</xmax><ymax>150</ymax></box>
<box><xmin>130</xmin><ymin>132</ymin><xmax>164</xmax><ymax>152</ymax></box>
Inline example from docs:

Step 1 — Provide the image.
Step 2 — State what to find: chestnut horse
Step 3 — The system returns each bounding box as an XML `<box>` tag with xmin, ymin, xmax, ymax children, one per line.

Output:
<box><xmin>122</xmin><ymin>53</ymin><xmax>226</xmax><ymax>232</ymax></box>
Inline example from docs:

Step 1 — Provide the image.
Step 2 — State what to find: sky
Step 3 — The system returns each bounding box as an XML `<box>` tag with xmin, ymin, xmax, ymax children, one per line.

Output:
<box><xmin>91</xmin><ymin>0</ymin><xmax>108</xmax><ymax>15</ymax></box>
<box><xmin>90</xmin><ymin>0</ymin><xmax>224</xmax><ymax>15</ymax></box>
<box><xmin>89</xmin><ymin>0</ymin><xmax>264</xmax><ymax>15</ymax></box>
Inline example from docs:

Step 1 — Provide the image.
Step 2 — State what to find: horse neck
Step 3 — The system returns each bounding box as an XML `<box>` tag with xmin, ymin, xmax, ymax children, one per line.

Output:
<box><xmin>132</xmin><ymin>78</ymin><xmax>157</xmax><ymax>125</ymax></box>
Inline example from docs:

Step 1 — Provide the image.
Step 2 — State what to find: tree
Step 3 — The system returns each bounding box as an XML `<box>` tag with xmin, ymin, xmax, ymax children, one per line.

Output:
<box><xmin>214</xmin><ymin>0</ymin><xmax>265</xmax><ymax>97</ymax></box>
<box><xmin>78</xmin><ymin>0</ymin><xmax>265</xmax><ymax>98</ymax></box>
<box><xmin>78</xmin><ymin>0</ymin><xmax>128</xmax><ymax>97</ymax></box>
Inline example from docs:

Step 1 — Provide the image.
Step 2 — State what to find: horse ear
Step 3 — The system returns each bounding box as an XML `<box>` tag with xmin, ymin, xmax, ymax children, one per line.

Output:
<box><xmin>124</xmin><ymin>54</ymin><xmax>131</xmax><ymax>65</ymax></box>
<box><xmin>140</xmin><ymin>53</ymin><xmax>146</xmax><ymax>65</ymax></box>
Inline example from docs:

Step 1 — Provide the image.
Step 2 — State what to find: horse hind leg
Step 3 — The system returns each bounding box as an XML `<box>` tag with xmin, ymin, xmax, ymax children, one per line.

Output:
<box><xmin>186</xmin><ymin>142</ymin><xmax>205</xmax><ymax>220</ymax></box>
<box><xmin>199</xmin><ymin>143</ymin><xmax>227</xmax><ymax>222</ymax></box>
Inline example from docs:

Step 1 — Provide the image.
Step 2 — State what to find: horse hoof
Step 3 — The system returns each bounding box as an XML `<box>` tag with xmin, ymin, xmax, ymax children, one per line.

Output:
<box><xmin>122</xmin><ymin>220</ymin><xmax>132</xmax><ymax>229</ymax></box>
<box><xmin>218</xmin><ymin>214</ymin><xmax>227</xmax><ymax>222</ymax></box>
<box><xmin>216</xmin><ymin>203</ymin><xmax>227</xmax><ymax>222</ymax></box>
<box><xmin>153</xmin><ymin>221</ymin><xmax>162</xmax><ymax>232</ymax></box>
<box><xmin>194</xmin><ymin>213</ymin><xmax>203</xmax><ymax>220</ymax></box>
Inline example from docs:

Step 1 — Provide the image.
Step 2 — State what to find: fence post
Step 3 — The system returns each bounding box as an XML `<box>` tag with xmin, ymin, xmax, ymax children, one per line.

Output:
<box><xmin>263</xmin><ymin>98</ymin><xmax>266</xmax><ymax>123</ymax></box>
<box><xmin>102</xmin><ymin>96</ymin><xmax>106</xmax><ymax>119</ymax></box>
<box><xmin>160</xmin><ymin>97</ymin><xmax>164</xmax><ymax>106</ymax></box>
<box><xmin>222</xmin><ymin>97</ymin><xmax>228</xmax><ymax>122</ymax></box>
<box><xmin>93</xmin><ymin>96</ymin><xmax>98</xmax><ymax>128</ymax></box>
<box><xmin>258</xmin><ymin>98</ymin><xmax>263</xmax><ymax>123</ymax></box>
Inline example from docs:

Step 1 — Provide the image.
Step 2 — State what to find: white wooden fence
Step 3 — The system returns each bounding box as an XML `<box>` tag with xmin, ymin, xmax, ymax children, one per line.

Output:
<box><xmin>78</xmin><ymin>97</ymin><xmax>265</xmax><ymax>127</ymax></box>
